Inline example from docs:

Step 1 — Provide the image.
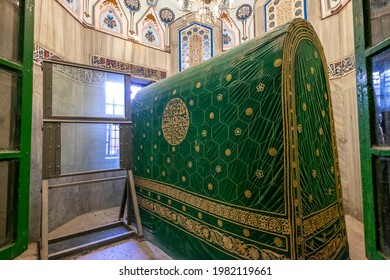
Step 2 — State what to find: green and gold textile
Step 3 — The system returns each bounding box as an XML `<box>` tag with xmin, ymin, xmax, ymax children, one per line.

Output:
<box><xmin>131</xmin><ymin>18</ymin><xmax>349</xmax><ymax>260</ymax></box>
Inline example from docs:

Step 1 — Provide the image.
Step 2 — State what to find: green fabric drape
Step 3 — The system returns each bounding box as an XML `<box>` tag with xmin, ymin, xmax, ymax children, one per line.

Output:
<box><xmin>131</xmin><ymin>18</ymin><xmax>349</xmax><ymax>260</ymax></box>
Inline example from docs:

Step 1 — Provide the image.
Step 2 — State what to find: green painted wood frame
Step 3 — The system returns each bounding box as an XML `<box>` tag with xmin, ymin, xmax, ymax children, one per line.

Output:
<box><xmin>353</xmin><ymin>0</ymin><xmax>390</xmax><ymax>260</ymax></box>
<box><xmin>0</xmin><ymin>0</ymin><xmax>34</xmax><ymax>259</ymax></box>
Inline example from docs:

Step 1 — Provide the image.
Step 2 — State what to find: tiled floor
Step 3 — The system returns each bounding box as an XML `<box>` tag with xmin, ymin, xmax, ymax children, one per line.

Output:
<box><xmin>15</xmin><ymin>208</ymin><xmax>366</xmax><ymax>260</ymax></box>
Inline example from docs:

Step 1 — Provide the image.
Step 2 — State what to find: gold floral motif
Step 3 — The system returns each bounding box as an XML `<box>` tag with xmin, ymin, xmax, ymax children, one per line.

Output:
<box><xmin>162</xmin><ymin>98</ymin><xmax>189</xmax><ymax>145</ymax></box>
<box><xmin>235</xmin><ymin>128</ymin><xmax>242</xmax><ymax>136</ymax></box>
<box><xmin>307</xmin><ymin>83</ymin><xmax>311</xmax><ymax>92</ymax></box>
<box><xmin>274</xmin><ymin>58</ymin><xmax>282</xmax><ymax>67</ymax></box>
<box><xmin>303</xmin><ymin>204</ymin><xmax>340</xmax><ymax>237</ymax></box>
<box><xmin>310</xmin><ymin>234</ymin><xmax>347</xmax><ymax>260</ymax></box>
<box><xmin>319</xmin><ymin>128</ymin><xmax>323</xmax><ymax>135</ymax></box>
<box><xmin>162</xmin><ymin>171</ymin><xmax>166</xmax><ymax>177</ymax></box>
<box><xmin>269</xmin><ymin>148</ymin><xmax>277</xmax><ymax>156</ymax></box>
<box><xmin>314</xmin><ymin>51</ymin><xmax>318</xmax><ymax>58</ymax></box>
<box><xmin>309</xmin><ymin>194</ymin><xmax>313</xmax><ymax>203</ymax></box>
<box><xmin>158</xmin><ymin>195</ymin><xmax>161</xmax><ymax>200</ymax></box>
<box><xmin>154</xmin><ymin>144</ymin><xmax>158</xmax><ymax>149</ymax></box>
<box><xmin>150</xmin><ymin>156</ymin><xmax>153</xmax><ymax>161</ymax></box>
<box><xmin>322</xmin><ymin>110</ymin><xmax>326</xmax><ymax>118</ymax></box>
<box><xmin>167</xmin><ymin>158</ymin><xmax>171</xmax><ymax>164</ymax></box>
<box><xmin>137</xmin><ymin>198</ymin><xmax>288</xmax><ymax>259</ymax></box>
<box><xmin>147</xmin><ymin>168</ymin><xmax>150</xmax><ymax>174</ymax></box>
<box><xmin>302</xmin><ymin>103</ymin><xmax>307</xmax><ymax>111</ymax></box>
<box><xmin>257</xmin><ymin>83</ymin><xmax>265</xmax><ymax>92</ymax></box>
<box><xmin>245</xmin><ymin>108</ymin><xmax>253</xmax><ymax>116</ymax></box>
<box><xmin>182</xmin><ymin>176</ymin><xmax>186</xmax><ymax>182</ymax></box>
<box><xmin>316</xmin><ymin>149</ymin><xmax>320</xmax><ymax>157</ymax></box>
<box><xmin>168</xmin><ymin>199</ymin><xmax>172</xmax><ymax>205</ymax></box>
<box><xmin>225</xmin><ymin>149</ymin><xmax>231</xmax><ymax>156</ymax></box>
<box><xmin>189</xmin><ymin>100</ymin><xmax>194</xmax><ymax>106</ymax></box>
<box><xmin>310</xmin><ymin>67</ymin><xmax>314</xmax><ymax>75</ymax></box>
<box><xmin>330</xmin><ymin>166</ymin><xmax>334</xmax><ymax>174</ymax></box>
<box><xmin>196</xmin><ymin>82</ymin><xmax>201</xmax><ymax>88</ymax></box>
<box><xmin>297</xmin><ymin>124</ymin><xmax>302</xmax><ymax>133</ymax></box>
<box><xmin>135</xmin><ymin>178</ymin><xmax>291</xmax><ymax>234</ymax></box>
<box><xmin>208</xmin><ymin>183</ymin><xmax>213</xmax><ymax>190</ymax></box>
<box><xmin>243</xmin><ymin>229</ymin><xmax>250</xmax><ymax>237</ymax></box>
<box><xmin>182</xmin><ymin>205</ymin><xmax>186</xmax><ymax>211</ymax></box>
<box><xmin>274</xmin><ymin>237</ymin><xmax>283</xmax><ymax>248</ymax></box>
<box><xmin>310</xmin><ymin>239</ymin><xmax>315</xmax><ymax>248</ymax></box>
<box><xmin>173</xmin><ymin>89</ymin><xmax>176</xmax><ymax>95</ymax></box>
<box><xmin>172</xmin><ymin>146</ymin><xmax>176</xmax><ymax>152</ymax></box>
<box><xmin>187</xmin><ymin>161</ymin><xmax>193</xmax><ymax>168</ymax></box>
<box><xmin>209</xmin><ymin>112</ymin><xmax>215</xmax><ymax>119</ymax></box>
<box><xmin>195</xmin><ymin>145</ymin><xmax>200</xmax><ymax>152</ymax></box>
<box><xmin>215</xmin><ymin>165</ymin><xmax>222</xmax><ymax>173</ymax></box>
<box><xmin>202</xmin><ymin>130</ymin><xmax>207</xmax><ymax>137</ymax></box>
<box><xmin>218</xmin><ymin>220</ymin><xmax>223</xmax><ymax>227</ymax></box>
<box><xmin>226</xmin><ymin>74</ymin><xmax>232</xmax><ymax>81</ymax></box>
<box><xmin>255</xmin><ymin>170</ymin><xmax>264</xmax><ymax>179</ymax></box>
<box><xmin>244</xmin><ymin>190</ymin><xmax>252</xmax><ymax>198</ymax></box>
<box><xmin>324</xmin><ymin>92</ymin><xmax>328</xmax><ymax>100</ymax></box>
<box><xmin>312</xmin><ymin>170</ymin><xmax>317</xmax><ymax>178</ymax></box>
<box><xmin>198</xmin><ymin>212</ymin><xmax>203</xmax><ymax>219</ymax></box>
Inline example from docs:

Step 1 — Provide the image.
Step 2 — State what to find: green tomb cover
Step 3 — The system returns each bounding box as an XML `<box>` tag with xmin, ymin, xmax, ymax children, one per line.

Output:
<box><xmin>131</xmin><ymin>18</ymin><xmax>349</xmax><ymax>260</ymax></box>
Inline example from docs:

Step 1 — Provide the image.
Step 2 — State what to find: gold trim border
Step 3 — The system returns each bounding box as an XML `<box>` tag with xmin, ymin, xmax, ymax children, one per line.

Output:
<box><xmin>303</xmin><ymin>204</ymin><xmax>340</xmax><ymax>237</ymax></box>
<box><xmin>135</xmin><ymin>177</ymin><xmax>291</xmax><ymax>235</ymax></box>
<box><xmin>139</xmin><ymin>196</ymin><xmax>288</xmax><ymax>260</ymax></box>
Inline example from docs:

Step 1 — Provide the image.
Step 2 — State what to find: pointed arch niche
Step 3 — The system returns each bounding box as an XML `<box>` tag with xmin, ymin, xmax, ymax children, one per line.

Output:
<box><xmin>220</xmin><ymin>12</ymin><xmax>240</xmax><ymax>51</ymax></box>
<box><xmin>94</xmin><ymin>0</ymin><xmax>128</xmax><ymax>38</ymax></box>
<box><xmin>136</xmin><ymin>7</ymin><xmax>164</xmax><ymax>50</ymax></box>
<box><xmin>56</xmin><ymin>0</ymin><xmax>84</xmax><ymax>20</ymax></box>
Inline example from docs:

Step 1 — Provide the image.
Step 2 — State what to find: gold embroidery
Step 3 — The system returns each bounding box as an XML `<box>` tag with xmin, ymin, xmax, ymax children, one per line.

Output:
<box><xmin>243</xmin><ymin>229</ymin><xmax>250</xmax><ymax>237</ymax></box>
<box><xmin>198</xmin><ymin>212</ymin><xmax>203</xmax><ymax>219</ymax></box>
<box><xmin>154</xmin><ymin>144</ymin><xmax>158</xmax><ymax>150</ymax></box>
<box><xmin>162</xmin><ymin>98</ymin><xmax>189</xmax><ymax>145</ymax></box>
<box><xmin>310</xmin><ymin>234</ymin><xmax>347</xmax><ymax>260</ymax></box>
<box><xmin>168</xmin><ymin>199</ymin><xmax>172</xmax><ymax>205</ymax></box>
<box><xmin>303</xmin><ymin>204</ymin><xmax>340</xmax><ymax>237</ymax></box>
<box><xmin>274</xmin><ymin>58</ymin><xmax>282</xmax><ymax>67</ymax></box>
<box><xmin>182</xmin><ymin>176</ymin><xmax>187</xmax><ymax>182</ymax></box>
<box><xmin>157</xmin><ymin>195</ymin><xmax>161</xmax><ymax>200</ymax></box>
<box><xmin>245</xmin><ymin>190</ymin><xmax>252</xmax><ymax>198</ymax></box>
<box><xmin>245</xmin><ymin>108</ymin><xmax>253</xmax><ymax>116</ymax></box>
<box><xmin>319</xmin><ymin>128</ymin><xmax>323</xmax><ymax>135</ymax></box>
<box><xmin>314</xmin><ymin>51</ymin><xmax>318</xmax><ymax>58</ymax></box>
<box><xmin>189</xmin><ymin>100</ymin><xmax>194</xmax><ymax>106</ymax></box>
<box><xmin>158</xmin><ymin>131</ymin><xmax>162</xmax><ymax>136</ymax></box>
<box><xmin>310</xmin><ymin>67</ymin><xmax>314</xmax><ymax>75</ymax></box>
<box><xmin>139</xmin><ymin>197</ymin><xmax>287</xmax><ymax>260</ymax></box>
<box><xmin>309</xmin><ymin>195</ymin><xmax>313</xmax><ymax>203</ymax></box>
<box><xmin>269</xmin><ymin>148</ymin><xmax>277</xmax><ymax>156</ymax></box>
<box><xmin>324</xmin><ymin>92</ymin><xmax>328</xmax><ymax>100</ymax></box>
<box><xmin>215</xmin><ymin>165</ymin><xmax>222</xmax><ymax>173</ymax></box>
<box><xmin>225</xmin><ymin>149</ymin><xmax>232</xmax><ymax>156</ymax></box>
<box><xmin>150</xmin><ymin>156</ymin><xmax>153</xmax><ymax>161</ymax></box>
<box><xmin>195</xmin><ymin>145</ymin><xmax>200</xmax><ymax>152</ymax></box>
<box><xmin>257</xmin><ymin>83</ymin><xmax>265</xmax><ymax>92</ymax></box>
<box><xmin>173</xmin><ymin>89</ymin><xmax>176</xmax><ymax>95</ymax></box>
<box><xmin>226</xmin><ymin>74</ymin><xmax>232</xmax><ymax>81</ymax></box>
<box><xmin>135</xmin><ymin>178</ymin><xmax>291</xmax><ymax>234</ymax></box>
<box><xmin>147</xmin><ymin>168</ymin><xmax>150</xmax><ymax>174</ymax></box>
<box><xmin>217</xmin><ymin>94</ymin><xmax>223</xmax><ymax>101</ymax></box>
<box><xmin>297</xmin><ymin>124</ymin><xmax>302</xmax><ymax>133</ymax></box>
<box><xmin>209</xmin><ymin>112</ymin><xmax>215</xmax><ymax>119</ymax></box>
<box><xmin>187</xmin><ymin>161</ymin><xmax>193</xmax><ymax>168</ymax></box>
<box><xmin>182</xmin><ymin>205</ymin><xmax>186</xmax><ymax>211</ymax></box>
<box><xmin>302</xmin><ymin>103</ymin><xmax>307</xmax><ymax>111</ymax></box>
<box><xmin>307</xmin><ymin>83</ymin><xmax>311</xmax><ymax>92</ymax></box>
<box><xmin>312</xmin><ymin>170</ymin><xmax>317</xmax><ymax>178</ymax></box>
<box><xmin>322</xmin><ymin>110</ymin><xmax>326</xmax><ymax>118</ymax></box>
<box><xmin>162</xmin><ymin>171</ymin><xmax>166</xmax><ymax>177</ymax></box>
<box><xmin>137</xmin><ymin>155</ymin><xmax>140</xmax><ymax>160</ymax></box>
<box><xmin>202</xmin><ymin>130</ymin><xmax>207</xmax><ymax>137</ymax></box>
<box><xmin>196</xmin><ymin>82</ymin><xmax>201</xmax><ymax>88</ymax></box>
<box><xmin>208</xmin><ymin>183</ymin><xmax>213</xmax><ymax>190</ymax></box>
<box><xmin>235</xmin><ymin>128</ymin><xmax>242</xmax><ymax>136</ymax></box>
<box><xmin>167</xmin><ymin>158</ymin><xmax>171</xmax><ymax>164</ymax></box>
<box><xmin>218</xmin><ymin>220</ymin><xmax>223</xmax><ymax>227</ymax></box>
<box><xmin>316</xmin><ymin>149</ymin><xmax>320</xmax><ymax>157</ymax></box>
<box><xmin>274</xmin><ymin>237</ymin><xmax>283</xmax><ymax>248</ymax></box>
<box><xmin>172</xmin><ymin>146</ymin><xmax>176</xmax><ymax>152</ymax></box>
<box><xmin>255</xmin><ymin>170</ymin><xmax>264</xmax><ymax>179</ymax></box>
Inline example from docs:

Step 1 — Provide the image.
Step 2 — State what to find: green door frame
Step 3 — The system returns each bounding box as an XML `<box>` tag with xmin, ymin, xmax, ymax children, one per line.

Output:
<box><xmin>353</xmin><ymin>0</ymin><xmax>390</xmax><ymax>260</ymax></box>
<box><xmin>0</xmin><ymin>0</ymin><xmax>34</xmax><ymax>259</ymax></box>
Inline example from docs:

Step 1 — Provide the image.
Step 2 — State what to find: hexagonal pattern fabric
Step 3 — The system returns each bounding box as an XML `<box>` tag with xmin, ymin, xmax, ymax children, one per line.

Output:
<box><xmin>131</xmin><ymin>19</ymin><xmax>349</xmax><ymax>260</ymax></box>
